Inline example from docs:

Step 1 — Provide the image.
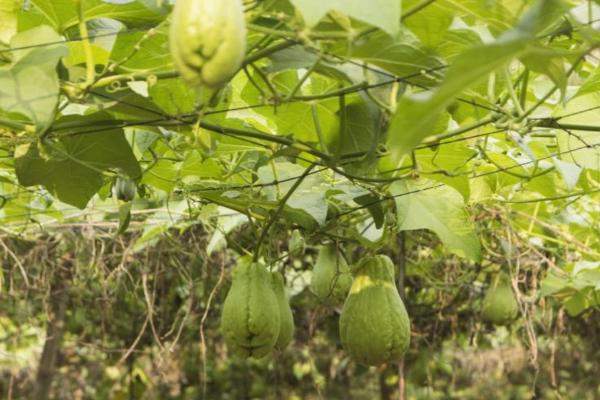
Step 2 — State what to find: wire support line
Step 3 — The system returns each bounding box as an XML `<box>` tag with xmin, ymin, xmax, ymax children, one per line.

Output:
<box><xmin>0</xmin><ymin>28</ymin><xmax>148</xmax><ymax>54</ymax></box>
<box><xmin>332</xmin><ymin>143</ymin><xmax>600</xmax><ymax>220</ymax></box>
<box><xmin>1</xmin><ymin>143</ymin><xmax>597</xmax><ymax>230</ymax></box>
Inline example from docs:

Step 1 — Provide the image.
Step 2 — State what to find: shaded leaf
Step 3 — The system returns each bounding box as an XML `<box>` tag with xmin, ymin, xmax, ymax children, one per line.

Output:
<box><xmin>290</xmin><ymin>0</ymin><xmax>401</xmax><ymax>35</ymax></box>
<box><xmin>0</xmin><ymin>26</ymin><xmax>67</xmax><ymax>132</ymax></box>
<box><xmin>391</xmin><ymin>179</ymin><xmax>482</xmax><ymax>261</ymax></box>
<box><xmin>15</xmin><ymin>127</ymin><xmax>140</xmax><ymax>208</ymax></box>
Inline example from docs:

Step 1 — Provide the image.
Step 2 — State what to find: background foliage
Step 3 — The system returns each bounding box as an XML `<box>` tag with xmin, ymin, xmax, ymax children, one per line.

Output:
<box><xmin>0</xmin><ymin>0</ymin><xmax>599</xmax><ymax>398</ymax></box>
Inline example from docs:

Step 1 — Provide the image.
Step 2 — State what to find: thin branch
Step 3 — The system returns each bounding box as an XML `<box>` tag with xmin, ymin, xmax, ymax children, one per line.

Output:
<box><xmin>253</xmin><ymin>163</ymin><xmax>317</xmax><ymax>261</ymax></box>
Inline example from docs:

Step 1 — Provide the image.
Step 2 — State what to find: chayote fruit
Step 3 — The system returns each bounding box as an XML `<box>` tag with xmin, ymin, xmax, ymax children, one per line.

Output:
<box><xmin>481</xmin><ymin>273</ymin><xmax>519</xmax><ymax>325</ymax></box>
<box><xmin>288</xmin><ymin>229</ymin><xmax>305</xmax><ymax>257</ymax></box>
<box><xmin>310</xmin><ymin>244</ymin><xmax>352</xmax><ymax>305</ymax></box>
<box><xmin>220</xmin><ymin>261</ymin><xmax>280</xmax><ymax>358</ymax></box>
<box><xmin>339</xmin><ymin>255</ymin><xmax>411</xmax><ymax>366</ymax></box>
<box><xmin>271</xmin><ymin>272</ymin><xmax>295</xmax><ymax>350</ymax></box>
<box><xmin>112</xmin><ymin>176</ymin><xmax>136</xmax><ymax>202</ymax></box>
<box><xmin>169</xmin><ymin>0</ymin><xmax>246</xmax><ymax>88</ymax></box>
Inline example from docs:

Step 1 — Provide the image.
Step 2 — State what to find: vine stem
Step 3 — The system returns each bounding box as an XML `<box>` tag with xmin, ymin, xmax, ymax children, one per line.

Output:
<box><xmin>91</xmin><ymin>40</ymin><xmax>295</xmax><ymax>89</ymax></box>
<box><xmin>396</xmin><ymin>232</ymin><xmax>406</xmax><ymax>400</ymax></box>
<box><xmin>401</xmin><ymin>0</ymin><xmax>438</xmax><ymax>20</ymax></box>
<box><xmin>253</xmin><ymin>163</ymin><xmax>316</xmax><ymax>262</ymax></box>
<box><xmin>504</xmin><ymin>66</ymin><xmax>524</xmax><ymax>116</ymax></box>
<box><xmin>200</xmin><ymin>256</ymin><xmax>226</xmax><ymax>400</ymax></box>
<box><xmin>0</xmin><ymin>117</ymin><xmax>30</xmax><ymax>132</ymax></box>
<box><xmin>517</xmin><ymin>51</ymin><xmax>589</xmax><ymax>121</ymax></box>
<box><xmin>421</xmin><ymin>116</ymin><xmax>497</xmax><ymax>145</ymax></box>
<box><xmin>75</xmin><ymin>0</ymin><xmax>95</xmax><ymax>86</ymax></box>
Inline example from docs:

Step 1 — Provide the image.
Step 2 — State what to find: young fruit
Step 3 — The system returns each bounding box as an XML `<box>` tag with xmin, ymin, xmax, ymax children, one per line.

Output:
<box><xmin>112</xmin><ymin>176</ymin><xmax>136</xmax><ymax>202</ymax></box>
<box><xmin>310</xmin><ymin>244</ymin><xmax>352</xmax><ymax>305</ymax></box>
<box><xmin>481</xmin><ymin>273</ymin><xmax>519</xmax><ymax>325</ymax></box>
<box><xmin>220</xmin><ymin>261</ymin><xmax>280</xmax><ymax>358</ymax></box>
<box><xmin>169</xmin><ymin>0</ymin><xmax>247</xmax><ymax>89</ymax></box>
<box><xmin>339</xmin><ymin>255</ymin><xmax>411</xmax><ymax>366</ymax></box>
<box><xmin>271</xmin><ymin>272</ymin><xmax>295</xmax><ymax>350</ymax></box>
<box><xmin>288</xmin><ymin>229</ymin><xmax>305</xmax><ymax>257</ymax></box>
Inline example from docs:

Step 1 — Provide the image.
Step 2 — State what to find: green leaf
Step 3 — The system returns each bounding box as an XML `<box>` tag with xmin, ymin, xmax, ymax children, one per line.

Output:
<box><xmin>343</xmin><ymin>30</ymin><xmax>444</xmax><ymax>86</ymax></box>
<box><xmin>0</xmin><ymin>26</ymin><xmax>67</xmax><ymax>132</ymax></box>
<box><xmin>521</xmin><ymin>47</ymin><xmax>567</xmax><ymax>99</ymax></box>
<box><xmin>132</xmin><ymin>200</ymin><xmax>190</xmax><ymax>252</ymax></box>
<box><xmin>553</xmin><ymin>159</ymin><xmax>582</xmax><ymax>190</ymax></box>
<box><xmin>141</xmin><ymin>142</ymin><xmax>180</xmax><ymax>193</ymax></box>
<box><xmin>391</xmin><ymin>179</ymin><xmax>482</xmax><ymax>261</ymax></box>
<box><xmin>149</xmin><ymin>79</ymin><xmax>198</xmax><ymax>115</ymax></box>
<box><xmin>575</xmin><ymin>67</ymin><xmax>600</xmax><ymax>98</ymax></box>
<box><xmin>553</xmin><ymin>94</ymin><xmax>600</xmax><ymax>171</ymax></box>
<box><xmin>435</xmin><ymin>0</ymin><xmax>515</xmax><ymax>36</ymax></box>
<box><xmin>402</xmin><ymin>0</ymin><xmax>452</xmax><ymax>47</ymax></box>
<box><xmin>117</xmin><ymin>202</ymin><xmax>132</xmax><ymax>235</ymax></box>
<box><xmin>540</xmin><ymin>272</ymin><xmax>568</xmax><ymax>297</ymax></box>
<box><xmin>14</xmin><ymin>127</ymin><xmax>141</xmax><ymax>209</ymax></box>
<box><xmin>414</xmin><ymin>139</ymin><xmax>474</xmax><ymax>199</ymax></box>
<box><xmin>436</xmin><ymin>29</ymin><xmax>483</xmax><ymax>62</ymax></box>
<box><xmin>354</xmin><ymin>194</ymin><xmax>385</xmax><ymax>229</ymax></box>
<box><xmin>266</xmin><ymin>45</ymin><xmax>352</xmax><ymax>83</ymax></box>
<box><xmin>206</xmin><ymin>207</ymin><xmax>248</xmax><ymax>255</ymax></box>
<box><xmin>63</xmin><ymin>41</ymin><xmax>109</xmax><ymax>67</ymax></box>
<box><xmin>387</xmin><ymin>0</ymin><xmax>571</xmax><ymax>159</ymax></box>
<box><xmin>109</xmin><ymin>21</ymin><xmax>172</xmax><ymax>73</ymax></box>
<box><xmin>257</xmin><ymin>162</ymin><xmax>328</xmax><ymax>226</ymax></box>
<box><xmin>27</xmin><ymin>0</ymin><xmax>167</xmax><ymax>32</ymax></box>
<box><xmin>290</xmin><ymin>0</ymin><xmax>401</xmax><ymax>35</ymax></box>
<box><xmin>563</xmin><ymin>290</ymin><xmax>590</xmax><ymax>316</ymax></box>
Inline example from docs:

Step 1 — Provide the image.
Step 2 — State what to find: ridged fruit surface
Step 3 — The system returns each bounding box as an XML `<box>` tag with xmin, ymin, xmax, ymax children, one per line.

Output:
<box><xmin>169</xmin><ymin>0</ymin><xmax>246</xmax><ymax>88</ymax></box>
<box><xmin>339</xmin><ymin>255</ymin><xmax>411</xmax><ymax>366</ymax></box>
<box><xmin>220</xmin><ymin>262</ymin><xmax>280</xmax><ymax>358</ymax></box>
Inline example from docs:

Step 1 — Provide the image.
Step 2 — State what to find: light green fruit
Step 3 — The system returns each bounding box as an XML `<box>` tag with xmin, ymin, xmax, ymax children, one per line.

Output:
<box><xmin>220</xmin><ymin>262</ymin><xmax>280</xmax><ymax>358</ymax></box>
<box><xmin>481</xmin><ymin>273</ymin><xmax>519</xmax><ymax>325</ymax></box>
<box><xmin>112</xmin><ymin>176</ymin><xmax>136</xmax><ymax>202</ymax></box>
<box><xmin>271</xmin><ymin>272</ymin><xmax>295</xmax><ymax>350</ymax></box>
<box><xmin>169</xmin><ymin>0</ymin><xmax>246</xmax><ymax>88</ymax></box>
<box><xmin>288</xmin><ymin>229</ymin><xmax>305</xmax><ymax>257</ymax></box>
<box><xmin>339</xmin><ymin>255</ymin><xmax>411</xmax><ymax>366</ymax></box>
<box><xmin>310</xmin><ymin>244</ymin><xmax>352</xmax><ymax>305</ymax></box>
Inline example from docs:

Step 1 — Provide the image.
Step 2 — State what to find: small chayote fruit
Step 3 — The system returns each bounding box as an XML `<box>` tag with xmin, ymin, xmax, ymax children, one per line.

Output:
<box><xmin>112</xmin><ymin>176</ymin><xmax>136</xmax><ymax>202</ymax></box>
<box><xmin>288</xmin><ymin>229</ymin><xmax>305</xmax><ymax>257</ymax></box>
<box><xmin>310</xmin><ymin>244</ymin><xmax>352</xmax><ymax>305</ymax></box>
<box><xmin>481</xmin><ymin>273</ymin><xmax>519</xmax><ymax>325</ymax></box>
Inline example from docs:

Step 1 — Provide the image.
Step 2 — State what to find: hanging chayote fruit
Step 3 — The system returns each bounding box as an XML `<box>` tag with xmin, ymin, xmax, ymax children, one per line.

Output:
<box><xmin>271</xmin><ymin>272</ymin><xmax>295</xmax><ymax>350</ymax></box>
<box><xmin>339</xmin><ymin>255</ymin><xmax>411</xmax><ymax>366</ymax></box>
<box><xmin>220</xmin><ymin>261</ymin><xmax>280</xmax><ymax>358</ymax></box>
<box><xmin>288</xmin><ymin>229</ymin><xmax>305</xmax><ymax>257</ymax></box>
<box><xmin>310</xmin><ymin>244</ymin><xmax>352</xmax><ymax>305</ymax></box>
<box><xmin>112</xmin><ymin>176</ymin><xmax>136</xmax><ymax>202</ymax></box>
<box><xmin>169</xmin><ymin>0</ymin><xmax>247</xmax><ymax>88</ymax></box>
<box><xmin>481</xmin><ymin>272</ymin><xmax>519</xmax><ymax>325</ymax></box>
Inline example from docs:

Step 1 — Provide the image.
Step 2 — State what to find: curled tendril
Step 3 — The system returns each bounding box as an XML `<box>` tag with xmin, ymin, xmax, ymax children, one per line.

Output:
<box><xmin>107</xmin><ymin>80</ymin><xmax>125</xmax><ymax>93</ymax></box>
